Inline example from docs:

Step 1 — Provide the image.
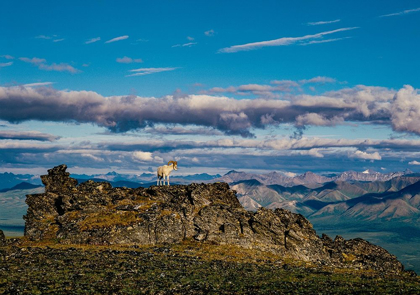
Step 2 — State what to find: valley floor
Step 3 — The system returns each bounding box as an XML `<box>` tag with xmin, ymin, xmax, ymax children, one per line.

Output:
<box><xmin>1</xmin><ymin>240</ymin><xmax>420</xmax><ymax>294</ymax></box>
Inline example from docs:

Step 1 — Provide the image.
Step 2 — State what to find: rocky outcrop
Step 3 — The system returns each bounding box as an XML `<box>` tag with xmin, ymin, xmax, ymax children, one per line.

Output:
<box><xmin>0</xmin><ymin>230</ymin><xmax>5</xmax><ymax>246</ymax></box>
<box><xmin>24</xmin><ymin>165</ymin><xmax>406</xmax><ymax>274</ymax></box>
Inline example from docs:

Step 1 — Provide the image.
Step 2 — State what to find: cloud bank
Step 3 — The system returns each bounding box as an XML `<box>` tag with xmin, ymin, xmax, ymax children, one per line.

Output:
<box><xmin>0</xmin><ymin>85</ymin><xmax>418</xmax><ymax>138</ymax></box>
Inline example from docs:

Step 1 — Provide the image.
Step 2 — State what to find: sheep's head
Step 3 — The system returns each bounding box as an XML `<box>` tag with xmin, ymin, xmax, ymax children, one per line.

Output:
<box><xmin>168</xmin><ymin>160</ymin><xmax>178</xmax><ymax>170</ymax></box>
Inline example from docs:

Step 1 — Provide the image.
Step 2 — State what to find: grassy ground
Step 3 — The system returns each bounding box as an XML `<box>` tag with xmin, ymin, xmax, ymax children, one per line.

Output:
<box><xmin>1</xmin><ymin>239</ymin><xmax>420</xmax><ymax>294</ymax></box>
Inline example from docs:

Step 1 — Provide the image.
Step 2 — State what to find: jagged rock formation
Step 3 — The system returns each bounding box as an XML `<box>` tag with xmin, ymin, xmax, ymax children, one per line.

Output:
<box><xmin>0</xmin><ymin>230</ymin><xmax>5</xmax><ymax>246</ymax></box>
<box><xmin>24</xmin><ymin>165</ymin><xmax>406</xmax><ymax>274</ymax></box>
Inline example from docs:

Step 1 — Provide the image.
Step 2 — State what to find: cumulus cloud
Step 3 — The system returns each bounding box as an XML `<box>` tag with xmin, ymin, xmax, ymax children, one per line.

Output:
<box><xmin>105</xmin><ymin>35</ymin><xmax>129</xmax><ymax>43</ymax></box>
<box><xmin>350</xmin><ymin>150</ymin><xmax>382</xmax><ymax>160</ymax></box>
<box><xmin>132</xmin><ymin>151</ymin><xmax>163</xmax><ymax>163</ymax></box>
<box><xmin>19</xmin><ymin>57</ymin><xmax>80</xmax><ymax>74</ymax></box>
<box><xmin>0</xmin><ymin>55</ymin><xmax>14</xmax><ymax>60</ymax></box>
<box><xmin>85</xmin><ymin>37</ymin><xmax>101</xmax><ymax>44</ymax></box>
<box><xmin>116</xmin><ymin>56</ymin><xmax>143</xmax><ymax>63</ymax></box>
<box><xmin>218</xmin><ymin>27</ymin><xmax>358</xmax><ymax>53</ymax></box>
<box><xmin>126</xmin><ymin>67</ymin><xmax>177</xmax><ymax>77</ymax></box>
<box><xmin>391</xmin><ymin>85</ymin><xmax>420</xmax><ymax>135</ymax></box>
<box><xmin>295</xmin><ymin>113</ymin><xmax>343</xmax><ymax>127</ymax></box>
<box><xmin>0</xmin><ymin>84</ymin><xmax>419</xmax><ymax>138</ymax></box>
<box><xmin>409</xmin><ymin>160</ymin><xmax>420</xmax><ymax>165</ymax></box>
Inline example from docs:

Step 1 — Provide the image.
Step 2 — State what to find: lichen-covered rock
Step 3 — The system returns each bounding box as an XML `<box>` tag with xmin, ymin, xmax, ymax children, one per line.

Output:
<box><xmin>0</xmin><ymin>230</ymin><xmax>5</xmax><ymax>246</ymax></box>
<box><xmin>321</xmin><ymin>234</ymin><xmax>404</xmax><ymax>274</ymax></box>
<box><xmin>23</xmin><ymin>164</ymin><xmax>407</xmax><ymax>274</ymax></box>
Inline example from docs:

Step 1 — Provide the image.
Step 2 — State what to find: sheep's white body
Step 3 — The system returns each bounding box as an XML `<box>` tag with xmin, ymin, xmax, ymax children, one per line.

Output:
<box><xmin>157</xmin><ymin>161</ymin><xmax>178</xmax><ymax>186</ymax></box>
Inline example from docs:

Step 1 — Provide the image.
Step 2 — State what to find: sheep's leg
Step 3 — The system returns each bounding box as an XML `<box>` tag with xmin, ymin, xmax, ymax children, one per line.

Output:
<box><xmin>167</xmin><ymin>174</ymin><xmax>170</xmax><ymax>186</ymax></box>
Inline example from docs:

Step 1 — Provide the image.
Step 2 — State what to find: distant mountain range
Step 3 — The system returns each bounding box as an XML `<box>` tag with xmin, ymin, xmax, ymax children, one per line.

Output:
<box><xmin>231</xmin><ymin>176</ymin><xmax>420</xmax><ymax>216</ymax></box>
<box><xmin>0</xmin><ymin>182</ymin><xmax>43</xmax><ymax>193</ymax></box>
<box><xmin>216</xmin><ymin>169</ymin><xmax>415</xmax><ymax>187</ymax></box>
<box><xmin>0</xmin><ymin>172</ymin><xmax>42</xmax><ymax>190</ymax></box>
<box><xmin>2</xmin><ymin>167</ymin><xmax>420</xmax><ymax>271</ymax></box>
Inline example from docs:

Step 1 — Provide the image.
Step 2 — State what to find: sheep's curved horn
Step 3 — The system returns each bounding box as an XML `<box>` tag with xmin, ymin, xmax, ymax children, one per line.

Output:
<box><xmin>168</xmin><ymin>160</ymin><xmax>177</xmax><ymax>166</ymax></box>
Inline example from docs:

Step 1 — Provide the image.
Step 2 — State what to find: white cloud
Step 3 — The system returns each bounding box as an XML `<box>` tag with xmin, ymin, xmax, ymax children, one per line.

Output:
<box><xmin>132</xmin><ymin>151</ymin><xmax>163</xmax><ymax>163</ymax></box>
<box><xmin>204</xmin><ymin>29</ymin><xmax>215</xmax><ymax>37</ymax></box>
<box><xmin>307</xmin><ymin>19</ymin><xmax>341</xmax><ymax>26</ymax></box>
<box><xmin>302</xmin><ymin>37</ymin><xmax>352</xmax><ymax>45</ymax></box>
<box><xmin>0</xmin><ymin>62</ymin><xmax>13</xmax><ymax>67</ymax></box>
<box><xmin>299</xmin><ymin>76</ymin><xmax>337</xmax><ymax>84</ymax></box>
<box><xmin>0</xmin><ymin>55</ymin><xmax>14</xmax><ymax>60</ymax></box>
<box><xmin>350</xmin><ymin>150</ymin><xmax>382</xmax><ymax>160</ymax></box>
<box><xmin>19</xmin><ymin>57</ymin><xmax>80</xmax><ymax>74</ymax></box>
<box><xmin>116</xmin><ymin>56</ymin><xmax>143</xmax><ymax>63</ymax></box>
<box><xmin>409</xmin><ymin>160</ymin><xmax>420</xmax><ymax>165</ymax></box>
<box><xmin>39</xmin><ymin>63</ymin><xmax>79</xmax><ymax>73</ymax></box>
<box><xmin>105</xmin><ymin>35</ymin><xmax>129</xmax><ymax>43</ymax></box>
<box><xmin>19</xmin><ymin>57</ymin><xmax>46</xmax><ymax>64</ymax></box>
<box><xmin>126</xmin><ymin>67</ymin><xmax>177</xmax><ymax>77</ymax></box>
<box><xmin>391</xmin><ymin>85</ymin><xmax>420</xmax><ymax>135</ymax></box>
<box><xmin>0</xmin><ymin>130</ymin><xmax>60</xmax><ymax>141</ymax></box>
<box><xmin>85</xmin><ymin>37</ymin><xmax>101</xmax><ymax>44</ymax></box>
<box><xmin>294</xmin><ymin>148</ymin><xmax>324</xmax><ymax>158</ymax></box>
<box><xmin>379</xmin><ymin>7</ymin><xmax>420</xmax><ymax>17</ymax></box>
<box><xmin>218</xmin><ymin>27</ymin><xmax>358</xmax><ymax>53</ymax></box>
<box><xmin>81</xmin><ymin>153</ymin><xmax>104</xmax><ymax>162</ymax></box>
<box><xmin>23</xmin><ymin>82</ymin><xmax>55</xmax><ymax>87</ymax></box>
<box><xmin>172</xmin><ymin>42</ymin><xmax>197</xmax><ymax>48</ymax></box>
<box><xmin>204</xmin><ymin>78</ymin><xmax>337</xmax><ymax>98</ymax></box>
<box><xmin>35</xmin><ymin>35</ymin><xmax>52</xmax><ymax>39</ymax></box>
<box><xmin>35</xmin><ymin>35</ymin><xmax>64</xmax><ymax>43</ymax></box>
<box><xmin>2</xmin><ymin>84</ymin><xmax>420</xmax><ymax>138</ymax></box>
<box><xmin>187</xmin><ymin>36</ymin><xmax>194</xmax><ymax>41</ymax></box>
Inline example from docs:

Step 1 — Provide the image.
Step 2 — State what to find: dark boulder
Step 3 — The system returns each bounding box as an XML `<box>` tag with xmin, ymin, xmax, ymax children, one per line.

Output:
<box><xmin>0</xmin><ymin>230</ymin><xmax>5</xmax><ymax>246</ymax></box>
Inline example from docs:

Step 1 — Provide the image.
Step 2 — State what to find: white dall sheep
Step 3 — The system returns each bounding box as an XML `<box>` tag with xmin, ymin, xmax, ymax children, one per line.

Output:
<box><xmin>157</xmin><ymin>161</ymin><xmax>178</xmax><ymax>186</ymax></box>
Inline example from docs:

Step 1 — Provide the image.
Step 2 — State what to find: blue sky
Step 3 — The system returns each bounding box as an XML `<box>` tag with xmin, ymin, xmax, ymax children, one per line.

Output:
<box><xmin>1</xmin><ymin>0</ymin><xmax>420</xmax><ymax>175</ymax></box>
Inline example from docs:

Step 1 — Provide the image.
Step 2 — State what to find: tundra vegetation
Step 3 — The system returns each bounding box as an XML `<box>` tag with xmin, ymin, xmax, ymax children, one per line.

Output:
<box><xmin>0</xmin><ymin>165</ymin><xmax>419</xmax><ymax>294</ymax></box>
